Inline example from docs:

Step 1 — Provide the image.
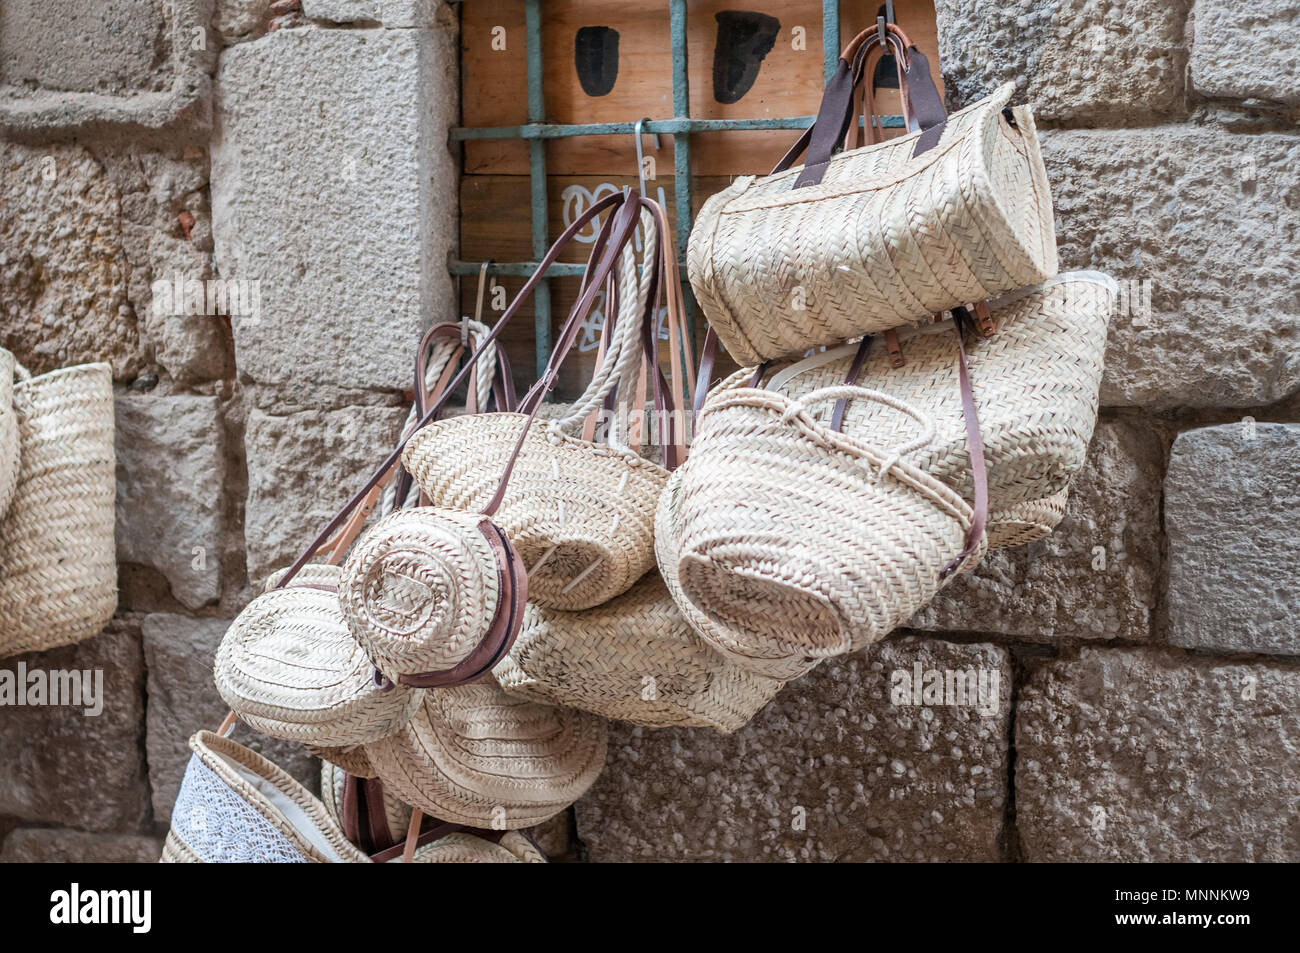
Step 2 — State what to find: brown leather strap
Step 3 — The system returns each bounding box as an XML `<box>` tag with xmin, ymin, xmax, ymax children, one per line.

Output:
<box><xmin>368</xmin><ymin>816</ymin><xmax>512</xmax><ymax>863</ymax></box>
<box><xmin>831</xmin><ymin>336</ymin><xmax>874</xmax><ymax>431</ymax></box>
<box><xmin>940</xmin><ymin>308</ymin><xmax>988</xmax><ymax>578</ymax></box>
<box><xmin>273</xmin><ymin>191</ymin><xmax>634</xmax><ymax>591</ymax></box>
<box><xmin>341</xmin><ymin>774</ymin><xmax>398</xmax><ymax>855</ymax></box>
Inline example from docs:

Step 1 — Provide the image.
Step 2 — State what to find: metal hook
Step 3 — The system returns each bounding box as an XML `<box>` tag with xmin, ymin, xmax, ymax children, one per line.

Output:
<box><xmin>634</xmin><ymin>117</ymin><xmax>660</xmax><ymax>197</ymax></box>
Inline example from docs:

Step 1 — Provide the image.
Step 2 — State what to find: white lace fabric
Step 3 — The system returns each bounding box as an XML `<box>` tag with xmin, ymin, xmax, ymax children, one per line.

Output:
<box><xmin>171</xmin><ymin>753</ymin><xmax>309</xmax><ymax>863</ymax></box>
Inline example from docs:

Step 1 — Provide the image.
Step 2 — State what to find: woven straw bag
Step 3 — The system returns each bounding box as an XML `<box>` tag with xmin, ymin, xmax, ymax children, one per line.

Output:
<box><xmin>363</xmin><ymin>678</ymin><xmax>607</xmax><ymax>830</ymax></box>
<box><xmin>497</xmin><ymin>571</ymin><xmax>785</xmax><ymax>732</ymax></box>
<box><xmin>319</xmin><ymin>763</ymin><xmax>546</xmax><ymax>863</ymax></box>
<box><xmin>402</xmin><ymin>197</ymin><xmax>692</xmax><ymax>612</ymax></box>
<box><xmin>162</xmin><ymin>731</ymin><xmax>369</xmax><ymax>863</ymax></box>
<box><xmin>0</xmin><ymin>361</ymin><xmax>116</xmax><ymax>658</ymax></box>
<box><xmin>687</xmin><ymin>23</ymin><xmax>1057</xmax><ymax>365</ymax></box>
<box><xmin>0</xmin><ymin>349</ymin><xmax>18</xmax><ymax>520</ymax></box>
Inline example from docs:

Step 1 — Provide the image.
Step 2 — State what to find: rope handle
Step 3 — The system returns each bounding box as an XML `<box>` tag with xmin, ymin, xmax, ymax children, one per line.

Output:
<box><xmin>13</xmin><ymin>362</ymin><xmax>31</xmax><ymax>383</ymax></box>
<box><xmin>781</xmin><ymin>384</ymin><xmax>935</xmax><ymax>482</ymax></box>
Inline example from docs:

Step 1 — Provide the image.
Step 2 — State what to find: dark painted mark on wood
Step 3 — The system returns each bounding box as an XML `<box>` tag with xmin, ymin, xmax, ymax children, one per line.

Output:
<box><xmin>712</xmin><ymin>11</ymin><xmax>780</xmax><ymax>104</ymax></box>
<box><xmin>575</xmin><ymin>26</ymin><xmax>619</xmax><ymax>97</ymax></box>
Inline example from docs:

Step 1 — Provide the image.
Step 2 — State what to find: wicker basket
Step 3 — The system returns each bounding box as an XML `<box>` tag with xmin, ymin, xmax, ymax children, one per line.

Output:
<box><xmin>363</xmin><ymin>678</ymin><xmax>607</xmax><ymax>830</ymax></box>
<box><xmin>0</xmin><ymin>362</ymin><xmax>116</xmax><ymax>658</ymax></box>
<box><xmin>496</xmin><ymin>571</ymin><xmax>786</xmax><ymax>732</ymax></box>
<box><xmin>0</xmin><ymin>349</ymin><xmax>18</xmax><ymax>520</ymax></box>
<box><xmin>162</xmin><ymin>731</ymin><xmax>369</xmax><ymax>863</ymax></box>
<box><xmin>215</xmin><ymin>563</ymin><xmax>423</xmax><ymax>747</ymax></box>
<box><xmin>688</xmin><ymin>26</ymin><xmax>1057</xmax><ymax>365</ymax></box>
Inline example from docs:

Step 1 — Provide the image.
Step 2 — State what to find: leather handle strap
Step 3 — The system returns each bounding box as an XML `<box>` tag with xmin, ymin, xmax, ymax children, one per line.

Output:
<box><xmin>273</xmin><ymin>191</ymin><xmax>633</xmax><ymax>590</ymax></box>
<box><xmin>940</xmin><ymin>307</ymin><xmax>988</xmax><ymax>578</ymax></box>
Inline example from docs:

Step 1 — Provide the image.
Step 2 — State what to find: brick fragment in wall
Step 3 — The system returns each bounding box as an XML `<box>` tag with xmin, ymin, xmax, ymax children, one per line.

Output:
<box><xmin>211</xmin><ymin>26</ymin><xmax>458</xmax><ymax>392</ymax></box>
<box><xmin>934</xmin><ymin>0</ymin><xmax>1191</xmax><ymax>122</ymax></box>
<box><xmin>243</xmin><ymin>405</ymin><xmax>407</xmax><ymax>584</ymax></box>
<box><xmin>1016</xmin><ymin>647</ymin><xmax>1300</xmax><ymax>861</ymax></box>
<box><xmin>1165</xmin><ymin>423</ymin><xmax>1300</xmax><ymax>656</ymax></box>
<box><xmin>1041</xmin><ymin>126</ymin><xmax>1300</xmax><ymax>410</ymax></box>
<box><xmin>0</xmin><ymin>0</ymin><xmax>214</xmax><ymax>136</ymax></box>
<box><xmin>576</xmin><ymin>637</ymin><xmax>1011</xmax><ymax>862</ymax></box>
<box><xmin>0</xmin><ymin>621</ymin><xmax>150</xmax><ymax>833</ymax></box>
<box><xmin>1189</xmin><ymin>0</ymin><xmax>1300</xmax><ymax>106</ymax></box>
<box><xmin>0</xmin><ymin>142</ymin><xmax>140</xmax><ymax>379</ymax></box>
<box><xmin>910</xmin><ymin>419</ymin><xmax>1162</xmax><ymax>643</ymax></box>
<box><xmin>0</xmin><ymin>829</ymin><xmax>162</xmax><ymax>864</ymax></box>
<box><xmin>115</xmin><ymin>396</ymin><xmax>225</xmax><ymax>611</ymax></box>
<box><xmin>141</xmin><ymin>613</ymin><xmax>319</xmax><ymax>824</ymax></box>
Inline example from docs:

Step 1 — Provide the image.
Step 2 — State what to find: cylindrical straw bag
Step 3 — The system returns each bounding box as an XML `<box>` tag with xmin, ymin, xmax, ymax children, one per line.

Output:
<box><xmin>0</xmin><ymin>349</ymin><xmax>19</xmax><ymax>519</ymax></box>
<box><xmin>0</xmin><ymin>361</ymin><xmax>116</xmax><ymax>657</ymax></box>
<box><xmin>319</xmin><ymin>763</ymin><xmax>546</xmax><ymax>863</ymax></box>
<box><xmin>162</xmin><ymin>730</ymin><xmax>369</xmax><ymax>863</ymax></box>
<box><xmin>402</xmin><ymin>198</ymin><xmax>693</xmax><ymax>612</ymax></box>
<box><xmin>496</xmin><ymin>571</ymin><xmax>787</xmax><ymax>732</ymax></box>
<box><xmin>687</xmin><ymin>23</ymin><xmax>1057</xmax><ymax>364</ymax></box>
<box><xmin>363</xmin><ymin>678</ymin><xmax>607</xmax><ymax>830</ymax></box>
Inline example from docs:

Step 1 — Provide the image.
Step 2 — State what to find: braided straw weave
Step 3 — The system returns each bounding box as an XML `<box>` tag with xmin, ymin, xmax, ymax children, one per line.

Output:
<box><xmin>0</xmin><ymin>362</ymin><xmax>116</xmax><ymax>657</ymax></box>
<box><xmin>403</xmin><ymin>414</ymin><xmax>667</xmax><ymax>611</ymax></box>
<box><xmin>162</xmin><ymin>731</ymin><xmax>369</xmax><ymax>863</ymax></box>
<box><xmin>687</xmin><ymin>85</ymin><xmax>1058</xmax><ymax>364</ymax></box>
<box><xmin>986</xmin><ymin>489</ymin><xmax>1070</xmax><ymax>550</ymax></box>
<box><xmin>215</xmin><ymin>564</ymin><xmax>423</xmax><ymax>746</ymax></box>
<box><xmin>0</xmin><ymin>349</ymin><xmax>18</xmax><ymax>519</ymax></box>
<box><xmin>731</xmin><ymin>272</ymin><xmax>1115</xmax><ymax>508</ymax></box>
<box><xmin>406</xmin><ymin>831</ymin><xmax>546</xmax><ymax>864</ymax></box>
<box><xmin>337</xmin><ymin>508</ymin><xmax>502</xmax><ymax>682</ymax></box>
<box><xmin>310</xmin><ymin>743</ymin><xmax>377</xmax><ymax>779</ymax></box>
<box><xmin>674</xmin><ymin>385</ymin><xmax>983</xmax><ymax>665</ymax></box>
<box><xmin>364</xmin><ymin>679</ymin><xmax>607</xmax><ymax>830</ymax></box>
<box><xmin>496</xmin><ymin>571</ymin><xmax>786</xmax><ymax>732</ymax></box>
<box><xmin>655</xmin><ymin>468</ymin><xmax>822</xmax><ymax>683</ymax></box>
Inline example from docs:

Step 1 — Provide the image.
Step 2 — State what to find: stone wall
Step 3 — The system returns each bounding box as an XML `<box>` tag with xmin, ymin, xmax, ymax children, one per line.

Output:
<box><xmin>1</xmin><ymin>0</ymin><xmax>1298</xmax><ymax>862</ymax></box>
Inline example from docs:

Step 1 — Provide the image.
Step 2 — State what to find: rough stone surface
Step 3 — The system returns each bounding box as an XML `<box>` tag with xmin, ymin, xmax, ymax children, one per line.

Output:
<box><xmin>0</xmin><ymin>829</ymin><xmax>162</xmax><ymax>863</ymax></box>
<box><xmin>1190</xmin><ymin>0</ymin><xmax>1300</xmax><ymax>106</ymax></box>
<box><xmin>935</xmin><ymin>0</ymin><xmax>1191</xmax><ymax>122</ymax></box>
<box><xmin>116</xmin><ymin>396</ymin><xmax>225</xmax><ymax>610</ymax></box>
<box><xmin>302</xmin><ymin>0</ymin><xmax>440</xmax><ymax>27</ymax></box>
<box><xmin>576</xmin><ymin>637</ymin><xmax>1011</xmax><ymax>862</ymax></box>
<box><xmin>0</xmin><ymin>622</ymin><xmax>150</xmax><ymax>832</ymax></box>
<box><xmin>216</xmin><ymin>0</ymin><xmax>271</xmax><ymax>41</ymax></box>
<box><xmin>1166</xmin><ymin>423</ymin><xmax>1300</xmax><ymax>655</ymax></box>
<box><xmin>141</xmin><ymin>613</ymin><xmax>318</xmax><ymax>822</ymax></box>
<box><xmin>211</xmin><ymin>26</ymin><xmax>457</xmax><ymax>392</ymax></box>
<box><xmin>243</xmin><ymin>404</ymin><xmax>405</xmax><ymax>583</ymax></box>
<box><xmin>0</xmin><ymin>141</ymin><xmax>140</xmax><ymax>379</ymax></box>
<box><xmin>1042</xmin><ymin>126</ymin><xmax>1300</xmax><ymax>409</ymax></box>
<box><xmin>911</xmin><ymin>419</ymin><xmax>1162</xmax><ymax>643</ymax></box>
<box><xmin>0</xmin><ymin>0</ymin><xmax>214</xmax><ymax>135</ymax></box>
<box><xmin>1017</xmin><ymin>647</ymin><xmax>1300</xmax><ymax>861</ymax></box>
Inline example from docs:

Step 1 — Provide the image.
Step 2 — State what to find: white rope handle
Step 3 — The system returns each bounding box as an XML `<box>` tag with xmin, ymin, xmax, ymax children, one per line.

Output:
<box><xmin>781</xmin><ymin>384</ymin><xmax>935</xmax><ymax>481</ymax></box>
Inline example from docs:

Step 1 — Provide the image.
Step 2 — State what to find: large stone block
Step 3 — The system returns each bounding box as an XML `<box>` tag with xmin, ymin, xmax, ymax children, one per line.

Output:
<box><xmin>243</xmin><ymin>404</ymin><xmax>406</xmax><ymax>584</ymax></box>
<box><xmin>1042</xmin><ymin>126</ymin><xmax>1300</xmax><ymax>409</ymax></box>
<box><xmin>141</xmin><ymin>613</ymin><xmax>318</xmax><ymax>822</ymax></box>
<box><xmin>0</xmin><ymin>0</ymin><xmax>214</xmax><ymax>135</ymax></box>
<box><xmin>0</xmin><ymin>622</ymin><xmax>150</xmax><ymax>832</ymax></box>
<box><xmin>0</xmin><ymin>829</ymin><xmax>162</xmax><ymax>863</ymax></box>
<box><xmin>911</xmin><ymin>419</ymin><xmax>1162</xmax><ymax>643</ymax></box>
<box><xmin>1166</xmin><ymin>423</ymin><xmax>1300</xmax><ymax>655</ymax></box>
<box><xmin>0</xmin><ymin>141</ymin><xmax>140</xmax><ymax>379</ymax></box>
<box><xmin>1017</xmin><ymin>647</ymin><xmax>1300</xmax><ymax>861</ymax></box>
<box><xmin>116</xmin><ymin>396</ymin><xmax>225</xmax><ymax>610</ymax></box>
<box><xmin>935</xmin><ymin>0</ymin><xmax>1191</xmax><ymax>122</ymax></box>
<box><xmin>576</xmin><ymin>637</ymin><xmax>1011</xmax><ymax>862</ymax></box>
<box><xmin>302</xmin><ymin>0</ymin><xmax>440</xmax><ymax>27</ymax></box>
<box><xmin>211</xmin><ymin>26</ymin><xmax>457</xmax><ymax>392</ymax></box>
<box><xmin>1189</xmin><ymin>0</ymin><xmax>1300</xmax><ymax>106</ymax></box>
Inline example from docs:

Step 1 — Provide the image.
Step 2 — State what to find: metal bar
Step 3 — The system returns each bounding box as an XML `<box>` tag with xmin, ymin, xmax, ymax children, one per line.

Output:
<box><xmin>450</xmin><ymin>259</ymin><xmax>590</xmax><ymax>278</ymax></box>
<box><xmin>669</xmin><ymin>0</ymin><xmax>697</xmax><ymax>358</ymax></box>
<box><xmin>525</xmin><ymin>0</ymin><xmax>550</xmax><ymax>379</ymax></box>
<box><xmin>451</xmin><ymin>115</ymin><xmax>905</xmax><ymax>140</ymax></box>
<box><xmin>823</xmin><ymin>0</ymin><xmax>840</xmax><ymax>81</ymax></box>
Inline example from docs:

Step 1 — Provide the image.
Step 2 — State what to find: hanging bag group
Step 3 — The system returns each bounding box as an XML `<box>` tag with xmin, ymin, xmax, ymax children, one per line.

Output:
<box><xmin>0</xmin><ymin>359</ymin><xmax>116</xmax><ymax>657</ymax></box>
<box><xmin>686</xmin><ymin>22</ymin><xmax>1058</xmax><ymax>365</ymax></box>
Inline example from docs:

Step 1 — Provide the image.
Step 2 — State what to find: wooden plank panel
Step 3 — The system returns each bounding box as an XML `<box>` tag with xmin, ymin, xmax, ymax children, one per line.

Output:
<box><xmin>461</xmin><ymin>0</ymin><xmax>943</xmax><ymax>177</ymax></box>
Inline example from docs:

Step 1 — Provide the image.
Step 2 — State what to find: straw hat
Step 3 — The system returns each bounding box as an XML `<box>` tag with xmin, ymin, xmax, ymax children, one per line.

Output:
<box><xmin>215</xmin><ymin>564</ymin><xmax>423</xmax><ymax>746</ymax></box>
<box><xmin>337</xmin><ymin>507</ymin><xmax>524</xmax><ymax>687</ymax></box>
<box><xmin>364</xmin><ymin>678</ymin><xmax>607</xmax><ymax>830</ymax></box>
